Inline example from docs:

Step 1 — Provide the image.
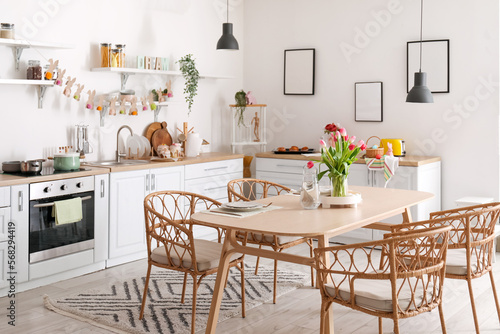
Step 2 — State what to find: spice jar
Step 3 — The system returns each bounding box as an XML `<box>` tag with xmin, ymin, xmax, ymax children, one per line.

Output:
<box><xmin>115</xmin><ymin>44</ymin><xmax>126</xmax><ymax>68</ymax></box>
<box><xmin>111</xmin><ymin>48</ymin><xmax>122</xmax><ymax>68</ymax></box>
<box><xmin>27</xmin><ymin>60</ymin><xmax>42</xmax><ymax>80</ymax></box>
<box><xmin>0</xmin><ymin>23</ymin><xmax>14</xmax><ymax>39</ymax></box>
<box><xmin>100</xmin><ymin>43</ymin><xmax>111</xmax><ymax>67</ymax></box>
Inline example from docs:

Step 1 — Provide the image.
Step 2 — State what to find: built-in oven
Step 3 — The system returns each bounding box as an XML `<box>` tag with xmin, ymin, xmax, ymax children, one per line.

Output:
<box><xmin>29</xmin><ymin>176</ymin><xmax>95</xmax><ymax>264</ymax></box>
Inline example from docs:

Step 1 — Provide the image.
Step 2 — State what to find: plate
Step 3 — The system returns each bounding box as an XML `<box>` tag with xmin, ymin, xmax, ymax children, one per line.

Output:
<box><xmin>139</xmin><ymin>136</ymin><xmax>151</xmax><ymax>157</ymax></box>
<box><xmin>126</xmin><ymin>134</ymin><xmax>144</xmax><ymax>157</ymax></box>
<box><xmin>221</xmin><ymin>202</ymin><xmax>264</xmax><ymax>212</ymax></box>
<box><xmin>273</xmin><ymin>148</ymin><xmax>315</xmax><ymax>155</ymax></box>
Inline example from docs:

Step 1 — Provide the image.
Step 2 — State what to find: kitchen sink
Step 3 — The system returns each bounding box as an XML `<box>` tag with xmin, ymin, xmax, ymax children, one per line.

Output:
<box><xmin>86</xmin><ymin>160</ymin><xmax>150</xmax><ymax>167</ymax></box>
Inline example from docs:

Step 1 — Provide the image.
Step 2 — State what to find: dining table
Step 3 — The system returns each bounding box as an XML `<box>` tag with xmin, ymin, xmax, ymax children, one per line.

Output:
<box><xmin>191</xmin><ymin>185</ymin><xmax>434</xmax><ymax>334</ymax></box>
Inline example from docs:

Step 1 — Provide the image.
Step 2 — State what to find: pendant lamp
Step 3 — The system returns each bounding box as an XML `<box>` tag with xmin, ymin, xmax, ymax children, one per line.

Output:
<box><xmin>406</xmin><ymin>0</ymin><xmax>433</xmax><ymax>103</ymax></box>
<box><xmin>217</xmin><ymin>0</ymin><xmax>239</xmax><ymax>50</ymax></box>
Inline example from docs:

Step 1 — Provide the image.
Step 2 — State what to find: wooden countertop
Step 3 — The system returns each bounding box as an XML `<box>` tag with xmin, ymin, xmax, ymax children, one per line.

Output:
<box><xmin>0</xmin><ymin>153</ymin><xmax>244</xmax><ymax>187</ymax></box>
<box><xmin>255</xmin><ymin>152</ymin><xmax>440</xmax><ymax>167</ymax></box>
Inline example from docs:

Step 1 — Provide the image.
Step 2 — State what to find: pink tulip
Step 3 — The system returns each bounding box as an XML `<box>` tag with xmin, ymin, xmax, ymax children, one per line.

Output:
<box><xmin>348</xmin><ymin>143</ymin><xmax>355</xmax><ymax>150</ymax></box>
<box><xmin>357</xmin><ymin>140</ymin><xmax>365</xmax><ymax>147</ymax></box>
<box><xmin>333</xmin><ymin>135</ymin><xmax>338</xmax><ymax>143</ymax></box>
<box><xmin>307</xmin><ymin>161</ymin><xmax>314</xmax><ymax>169</ymax></box>
<box><xmin>360</xmin><ymin>144</ymin><xmax>367</xmax><ymax>151</ymax></box>
<box><xmin>319</xmin><ymin>139</ymin><xmax>327</xmax><ymax>148</ymax></box>
<box><xmin>339</xmin><ymin>128</ymin><xmax>347</xmax><ymax>136</ymax></box>
<box><xmin>349</xmin><ymin>136</ymin><xmax>356</xmax><ymax>143</ymax></box>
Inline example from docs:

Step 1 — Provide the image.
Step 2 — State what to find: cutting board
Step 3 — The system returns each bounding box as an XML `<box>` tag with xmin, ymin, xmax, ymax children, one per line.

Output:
<box><xmin>151</xmin><ymin>121</ymin><xmax>173</xmax><ymax>155</ymax></box>
<box><xmin>145</xmin><ymin>122</ymin><xmax>162</xmax><ymax>142</ymax></box>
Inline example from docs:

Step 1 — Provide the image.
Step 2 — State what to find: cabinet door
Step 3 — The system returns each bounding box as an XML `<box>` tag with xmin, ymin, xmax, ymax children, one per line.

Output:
<box><xmin>10</xmin><ymin>185</ymin><xmax>28</xmax><ymax>283</ymax></box>
<box><xmin>348</xmin><ymin>164</ymin><xmax>370</xmax><ymax>187</ymax></box>
<box><xmin>151</xmin><ymin>166</ymin><xmax>185</xmax><ymax>192</ymax></box>
<box><xmin>94</xmin><ymin>174</ymin><xmax>109</xmax><ymax>263</ymax></box>
<box><xmin>0</xmin><ymin>187</ymin><xmax>10</xmax><ymax>207</ymax></box>
<box><xmin>0</xmin><ymin>207</ymin><xmax>10</xmax><ymax>242</ymax></box>
<box><xmin>109</xmin><ymin>170</ymin><xmax>149</xmax><ymax>260</ymax></box>
<box><xmin>0</xmin><ymin>242</ymin><xmax>7</xmax><ymax>289</ymax></box>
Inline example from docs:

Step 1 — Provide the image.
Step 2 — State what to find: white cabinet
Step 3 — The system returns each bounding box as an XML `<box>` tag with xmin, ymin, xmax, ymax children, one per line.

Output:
<box><xmin>185</xmin><ymin>159</ymin><xmax>243</xmax><ymax>240</ymax></box>
<box><xmin>108</xmin><ymin>166</ymin><xmax>184</xmax><ymax>267</ymax></box>
<box><xmin>256</xmin><ymin>157</ymin><xmax>441</xmax><ymax>244</ymax></box>
<box><xmin>94</xmin><ymin>174</ymin><xmax>109</xmax><ymax>263</ymax></box>
<box><xmin>9</xmin><ymin>185</ymin><xmax>29</xmax><ymax>284</ymax></box>
<box><xmin>0</xmin><ymin>188</ymin><xmax>11</xmax><ymax>289</ymax></box>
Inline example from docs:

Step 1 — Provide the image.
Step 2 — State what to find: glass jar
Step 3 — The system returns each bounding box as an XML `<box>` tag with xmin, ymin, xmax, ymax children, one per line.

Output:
<box><xmin>111</xmin><ymin>48</ymin><xmax>122</xmax><ymax>68</ymax></box>
<box><xmin>27</xmin><ymin>60</ymin><xmax>42</xmax><ymax>80</ymax></box>
<box><xmin>0</xmin><ymin>23</ymin><xmax>14</xmax><ymax>39</ymax></box>
<box><xmin>300</xmin><ymin>164</ymin><xmax>320</xmax><ymax>210</ymax></box>
<box><xmin>115</xmin><ymin>44</ymin><xmax>126</xmax><ymax>68</ymax></box>
<box><xmin>100</xmin><ymin>43</ymin><xmax>111</xmax><ymax>67</ymax></box>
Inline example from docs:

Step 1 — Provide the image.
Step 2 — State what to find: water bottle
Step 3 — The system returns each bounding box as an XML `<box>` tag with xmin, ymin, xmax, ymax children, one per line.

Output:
<box><xmin>300</xmin><ymin>163</ymin><xmax>320</xmax><ymax>209</ymax></box>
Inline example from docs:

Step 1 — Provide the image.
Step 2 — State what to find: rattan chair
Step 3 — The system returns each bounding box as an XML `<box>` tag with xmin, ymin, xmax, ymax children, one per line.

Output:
<box><xmin>139</xmin><ymin>191</ymin><xmax>246</xmax><ymax>334</ymax></box>
<box><xmin>314</xmin><ymin>225</ymin><xmax>452</xmax><ymax>334</ymax></box>
<box><xmin>389</xmin><ymin>203</ymin><xmax>500</xmax><ymax>333</ymax></box>
<box><xmin>227</xmin><ymin>178</ymin><xmax>315</xmax><ymax>303</ymax></box>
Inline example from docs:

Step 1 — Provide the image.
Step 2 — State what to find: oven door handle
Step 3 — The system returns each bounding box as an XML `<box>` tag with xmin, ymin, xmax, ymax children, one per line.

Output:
<box><xmin>32</xmin><ymin>195</ymin><xmax>92</xmax><ymax>208</ymax></box>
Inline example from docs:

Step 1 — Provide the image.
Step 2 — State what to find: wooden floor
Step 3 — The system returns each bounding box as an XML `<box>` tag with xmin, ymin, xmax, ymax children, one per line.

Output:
<box><xmin>2</xmin><ymin>243</ymin><xmax>500</xmax><ymax>333</ymax></box>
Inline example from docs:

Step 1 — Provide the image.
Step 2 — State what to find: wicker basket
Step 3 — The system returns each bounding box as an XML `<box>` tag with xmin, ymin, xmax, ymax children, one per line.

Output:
<box><xmin>365</xmin><ymin>136</ymin><xmax>384</xmax><ymax>158</ymax></box>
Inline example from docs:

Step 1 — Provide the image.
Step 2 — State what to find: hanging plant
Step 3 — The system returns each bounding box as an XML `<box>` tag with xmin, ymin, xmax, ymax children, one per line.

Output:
<box><xmin>177</xmin><ymin>54</ymin><xmax>199</xmax><ymax>115</ymax></box>
<box><xmin>234</xmin><ymin>89</ymin><xmax>247</xmax><ymax>126</ymax></box>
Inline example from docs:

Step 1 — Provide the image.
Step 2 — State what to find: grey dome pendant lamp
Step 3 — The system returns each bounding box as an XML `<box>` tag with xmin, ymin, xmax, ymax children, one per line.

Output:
<box><xmin>216</xmin><ymin>0</ymin><xmax>239</xmax><ymax>50</ymax></box>
<box><xmin>406</xmin><ymin>0</ymin><xmax>433</xmax><ymax>103</ymax></box>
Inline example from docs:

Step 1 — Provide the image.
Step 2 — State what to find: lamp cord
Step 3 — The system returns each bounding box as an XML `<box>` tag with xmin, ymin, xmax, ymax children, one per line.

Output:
<box><xmin>226</xmin><ymin>0</ymin><xmax>229</xmax><ymax>23</ymax></box>
<box><xmin>419</xmin><ymin>0</ymin><xmax>424</xmax><ymax>72</ymax></box>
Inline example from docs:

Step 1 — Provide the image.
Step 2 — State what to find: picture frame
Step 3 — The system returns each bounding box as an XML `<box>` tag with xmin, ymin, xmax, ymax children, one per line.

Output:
<box><xmin>407</xmin><ymin>39</ymin><xmax>450</xmax><ymax>93</ymax></box>
<box><xmin>355</xmin><ymin>81</ymin><xmax>383</xmax><ymax>122</ymax></box>
<box><xmin>284</xmin><ymin>48</ymin><xmax>315</xmax><ymax>95</ymax></box>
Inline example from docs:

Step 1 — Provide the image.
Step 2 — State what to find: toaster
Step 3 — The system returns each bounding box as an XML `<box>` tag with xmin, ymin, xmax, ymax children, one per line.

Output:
<box><xmin>380</xmin><ymin>138</ymin><xmax>406</xmax><ymax>157</ymax></box>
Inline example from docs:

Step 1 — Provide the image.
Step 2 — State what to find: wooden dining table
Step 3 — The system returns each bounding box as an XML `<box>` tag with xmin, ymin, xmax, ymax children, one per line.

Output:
<box><xmin>191</xmin><ymin>185</ymin><xmax>434</xmax><ymax>334</ymax></box>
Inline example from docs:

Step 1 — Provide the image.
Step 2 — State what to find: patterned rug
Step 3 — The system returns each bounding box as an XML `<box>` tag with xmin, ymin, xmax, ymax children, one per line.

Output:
<box><xmin>44</xmin><ymin>264</ymin><xmax>308</xmax><ymax>333</ymax></box>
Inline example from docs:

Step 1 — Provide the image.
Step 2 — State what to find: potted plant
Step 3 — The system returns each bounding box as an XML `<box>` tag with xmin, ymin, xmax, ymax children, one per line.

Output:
<box><xmin>177</xmin><ymin>54</ymin><xmax>199</xmax><ymax>115</ymax></box>
<box><xmin>234</xmin><ymin>89</ymin><xmax>246</xmax><ymax>126</ymax></box>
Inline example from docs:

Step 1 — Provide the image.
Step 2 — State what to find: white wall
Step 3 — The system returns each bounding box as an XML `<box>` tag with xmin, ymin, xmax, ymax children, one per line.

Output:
<box><xmin>243</xmin><ymin>0</ymin><xmax>499</xmax><ymax>209</ymax></box>
<box><xmin>0</xmin><ymin>0</ymin><xmax>243</xmax><ymax>161</ymax></box>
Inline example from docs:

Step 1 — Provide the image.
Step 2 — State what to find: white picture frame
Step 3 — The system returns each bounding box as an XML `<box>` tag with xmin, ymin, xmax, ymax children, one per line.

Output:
<box><xmin>355</xmin><ymin>82</ymin><xmax>383</xmax><ymax>122</ymax></box>
<box><xmin>284</xmin><ymin>48</ymin><xmax>315</xmax><ymax>95</ymax></box>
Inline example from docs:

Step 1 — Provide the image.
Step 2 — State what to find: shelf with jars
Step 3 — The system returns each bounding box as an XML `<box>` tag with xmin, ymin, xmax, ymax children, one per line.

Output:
<box><xmin>230</xmin><ymin>104</ymin><xmax>267</xmax><ymax>153</ymax></box>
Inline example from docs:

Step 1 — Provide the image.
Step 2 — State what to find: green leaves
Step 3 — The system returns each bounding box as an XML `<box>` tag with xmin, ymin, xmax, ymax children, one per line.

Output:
<box><xmin>177</xmin><ymin>54</ymin><xmax>199</xmax><ymax>115</ymax></box>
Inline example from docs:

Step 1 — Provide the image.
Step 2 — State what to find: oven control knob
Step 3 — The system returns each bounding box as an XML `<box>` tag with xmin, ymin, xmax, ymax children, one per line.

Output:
<box><xmin>60</xmin><ymin>184</ymin><xmax>67</xmax><ymax>191</ymax></box>
<box><xmin>76</xmin><ymin>182</ymin><xmax>83</xmax><ymax>188</ymax></box>
<box><xmin>43</xmin><ymin>186</ymin><xmax>51</xmax><ymax>193</ymax></box>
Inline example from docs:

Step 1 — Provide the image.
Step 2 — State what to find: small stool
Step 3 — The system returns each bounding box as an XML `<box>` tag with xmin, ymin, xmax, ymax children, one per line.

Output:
<box><xmin>456</xmin><ymin>197</ymin><xmax>499</xmax><ymax>260</ymax></box>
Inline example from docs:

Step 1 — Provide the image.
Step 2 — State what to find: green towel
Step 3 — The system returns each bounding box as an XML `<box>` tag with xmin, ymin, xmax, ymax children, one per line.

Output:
<box><xmin>52</xmin><ymin>197</ymin><xmax>83</xmax><ymax>225</ymax></box>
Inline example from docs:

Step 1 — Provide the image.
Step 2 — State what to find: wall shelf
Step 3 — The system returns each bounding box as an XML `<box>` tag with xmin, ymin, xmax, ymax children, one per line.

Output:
<box><xmin>0</xmin><ymin>79</ymin><xmax>55</xmax><ymax>108</ymax></box>
<box><xmin>230</xmin><ymin>104</ymin><xmax>267</xmax><ymax>153</ymax></box>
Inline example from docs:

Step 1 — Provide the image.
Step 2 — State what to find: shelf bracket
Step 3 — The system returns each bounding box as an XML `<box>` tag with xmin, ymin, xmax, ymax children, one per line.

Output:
<box><xmin>14</xmin><ymin>46</ymin><xmax>28</xmax><ymax>71</ymax></box>
<box><xmin>154</xmin><ymin>104</ymin><xmax>162</xmax><ymax>122</ymax></box>
<box><xmin>37</xmin><ymin>85</ymin><xmax>49</xmax><ymax>109</ymax></box>
<box><xmin>100</xmin><ymin>105</ymin><xmax>109</xmax><ymax>127</ymax></box>
<box><xmin>120</xmin><ymin>73</ymin><xmax>133</xmax><ymax>91</ymax></box>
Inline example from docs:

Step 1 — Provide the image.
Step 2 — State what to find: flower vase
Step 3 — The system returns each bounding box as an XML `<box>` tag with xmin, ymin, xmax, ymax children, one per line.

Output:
<box><xmin>300</xmin><ymin>165</ymin><xmax>320</xmax><ymax>209</ymax></box>
<box><xmin>330</xmin><ymin>175</ymin><xmax>348</xmax><ymax>197</ymax></box>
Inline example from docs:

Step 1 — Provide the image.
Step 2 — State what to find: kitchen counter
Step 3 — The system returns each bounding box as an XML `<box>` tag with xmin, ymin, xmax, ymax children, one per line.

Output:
<box><xmin>0</xmin><ymin>167</ymin><xmax>109</xmax><ymax>187</ymax></box>
<box><xmin>255</xmin><ymin>152</ymin><xmax>440</xmax><ymax>167</ymax></box>
<box><xmin>85</xmin><ymin>152</ymin><xmax>244</xmax><ymax>172</ymax></box>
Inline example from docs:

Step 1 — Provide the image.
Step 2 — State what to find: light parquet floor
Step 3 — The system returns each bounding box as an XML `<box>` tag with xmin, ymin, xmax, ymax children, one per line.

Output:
<box><xmin>1</xmin><ymin>243</ymin><xmax>500</xmax><ymax>333</ymax></box>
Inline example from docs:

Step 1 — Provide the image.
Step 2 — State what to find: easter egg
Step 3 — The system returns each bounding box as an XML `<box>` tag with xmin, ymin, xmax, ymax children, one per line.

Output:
<box><xmin>371</xmin><ymin>145</ymin><xmax>378</xmax><ymax>149</ymax></box>
<box><xmin>375</xmin><ymin>154</ymin><xmax>382</xmax><ymax>159</ymax></box>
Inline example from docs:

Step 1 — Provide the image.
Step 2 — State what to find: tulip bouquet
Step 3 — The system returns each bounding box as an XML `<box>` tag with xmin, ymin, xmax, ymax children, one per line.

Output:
<box><xmin>316</xmin><ymin>127</ymin><xmax>367</xmax><ymax>197</ymax></box>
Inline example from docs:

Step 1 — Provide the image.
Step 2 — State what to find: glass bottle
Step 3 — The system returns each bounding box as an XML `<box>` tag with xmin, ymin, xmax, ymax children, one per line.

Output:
<box><xmin>100</xmin><ymin>43</ymin><xmax>111</xmax><ymax>67</ymax></box>
<box><xmin>115</xmin><ymin>44</ymin><xmax>126</xmax><ymax>68</ymax></box>
<box><xmin>300</xmin><ymin>163</ymin><xmax>320</xmax><ymax>210</ymax></box>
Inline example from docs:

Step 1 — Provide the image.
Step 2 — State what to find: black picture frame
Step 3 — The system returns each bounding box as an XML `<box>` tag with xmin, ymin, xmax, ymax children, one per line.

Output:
<box><xmin>407</xmin><ymin>39</ymin><xmax>450</xmax><ymax>93</ymax></box>
<box><xmin>355</xmin><ymin>81</ymin><xmax>383</xmax><ymax>122</ymax></box>
<box><xmin>283</xmin><ymin>48</ymin><xmax>315</xmax><ymax>95</ymax></box>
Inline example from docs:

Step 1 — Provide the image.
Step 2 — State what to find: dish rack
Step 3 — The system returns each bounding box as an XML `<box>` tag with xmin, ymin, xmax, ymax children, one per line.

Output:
<box><xmin>365</xmin><ymin>136</ymin><xmax>384</xmax><ymax>158</ymax></box>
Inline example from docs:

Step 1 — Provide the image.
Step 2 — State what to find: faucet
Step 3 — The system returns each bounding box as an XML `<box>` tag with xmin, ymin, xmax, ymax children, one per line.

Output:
<box><xmin>116</xmin><ymin>125</ymin><xmax>133</xmax><ymax>162</ymax></box>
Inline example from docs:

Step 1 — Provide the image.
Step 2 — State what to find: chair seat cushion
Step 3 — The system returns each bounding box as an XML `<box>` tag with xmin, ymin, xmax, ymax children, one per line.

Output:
<box><xmin>446</xmin><ymin>248</ymin><xmax>478</xmax><ymax>276</ymax></box>
<box><xmin>325</xmin><ymin>276</ymin><xmax>431</xmax><ymax>313</ymax></box>
<box><xmin>151</xmin><ymin>239</ymin><xmax>242</xmax><ymax>272</ymax></box>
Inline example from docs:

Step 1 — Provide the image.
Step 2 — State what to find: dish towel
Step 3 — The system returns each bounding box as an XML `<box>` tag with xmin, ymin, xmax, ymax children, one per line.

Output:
<box><xmin>365</xmin><ymin>156</ymin><xmax>400</xmax><ymax>187</ymax></box>
<box><xmin>52</xmin><ymin>197</ymin><xmax>83</xmax><ymax>225</ymax></box>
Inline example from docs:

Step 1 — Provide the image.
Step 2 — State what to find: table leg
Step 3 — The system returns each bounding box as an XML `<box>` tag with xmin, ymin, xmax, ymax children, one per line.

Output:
<box><xmin>205</xmin><ymin>229</ymin><xmax>237</xmax><ymax>334</ymax></box>
<box><xmin>317</xmin><ymin>234</ymin><xmax>334</xmax><ymax>334</ymax></box>
<box><xmin>402</xmin><ymin>207</ymin><xmax>413</xmax><ymax>224</ymax></box>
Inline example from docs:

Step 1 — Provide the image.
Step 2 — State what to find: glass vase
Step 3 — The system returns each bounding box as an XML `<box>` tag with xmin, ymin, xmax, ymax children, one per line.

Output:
<box><xmin>300</xmin><ymin>165</ymin><xmax>320</xmax><ymax>209</ymax></box>
<box><xmin>330</xmin><ymin>174</ymin><xmax>348</xmax><ymax>197</ymax></box>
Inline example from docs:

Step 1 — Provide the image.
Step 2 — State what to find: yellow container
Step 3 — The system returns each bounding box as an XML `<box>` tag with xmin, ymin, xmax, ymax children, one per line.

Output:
<box><xmin>380</xmin><ymin>139</ymin><xmax>405</xmax><ymax>157</ymax></box>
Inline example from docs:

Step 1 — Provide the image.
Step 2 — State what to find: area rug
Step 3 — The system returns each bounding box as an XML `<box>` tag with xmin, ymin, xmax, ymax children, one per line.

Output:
<box><xmin>44</xmin><ymin>264</ymin><xmax>308</xmax><ymax>334</ymax></box>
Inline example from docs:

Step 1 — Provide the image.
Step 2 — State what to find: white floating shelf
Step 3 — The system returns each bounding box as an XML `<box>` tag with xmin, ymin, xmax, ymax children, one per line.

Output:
<box><xmin>0</xmin><ymin>38</ymin><xmax>73</xmax><ymax>49</ymax></box>
<box><xmin>0</xmin><ymin>79</ymin><xmax>55</xmax><ymax>85</ymax></box>
<box><xmin>231</xmin><ymin>142</ymin><xmax>267</xmax><ymax>146</ymax></box>
<box><xmin>90</xmin><ymin>67</ymin><xmax>234</xmax><ymax>79</ymax></box>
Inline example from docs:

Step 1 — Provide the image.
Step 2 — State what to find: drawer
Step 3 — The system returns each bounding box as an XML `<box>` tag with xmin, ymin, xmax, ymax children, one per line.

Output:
<box><xmin>185</xmin><ymin>172</ymin><xmax>242</xmax><ymax>201</ymax></box>
<box><xmin>256</xmin><ymin>158</ymin><xmax>307</xmax><ymax>175</ymax></box>
<box><xmin>255</xmin><ymin>171</ymin><xmax>302</xmax><ymax>190</ymax></box>
<box><xmin>0</xmin><ymin>187</ymin><xmax>10</xmax><ymax>207</ymax></box>
<box><xmin>185</xmin><ymin>159</ymin><xmax>243</xmax><ymax>180</ymax></box>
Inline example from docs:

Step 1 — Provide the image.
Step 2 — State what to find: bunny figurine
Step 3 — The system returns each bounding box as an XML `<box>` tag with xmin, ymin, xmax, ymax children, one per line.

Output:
<box><xmin>96</xmin><ymin>95</ymin><xmax>105</xmax><ymax>111</ymax></box>
<box><xmin>86</xmin><ymin>90</ymin><xmax>96</xmax><ymax>110</ymax></box>
<box><xmin>63</xmin><ymin>77</ymin><xmax>76</xmax><ymax>97</ymax></box>
<box><xmin>129</xmin><ymin>96</ymin><xmax>138</xmax><ymax>115</ymax></box>
<box><xmin>119</xmin><ymin>99</ymin><xmax>127</xmax><ymax>115</ymax></box>
<box><xmin>55</xmin><ymin>68</ymin><xmax>65</xmax><ymax>86</ymax></box>
<box><xmin>141</xmin><ymin>96</ymin><xmax>148</xmax><ymax>111</ymax></box>
<box><xmin>246</xmin><ymin>91</ymin><xmax>257</xmax><ymax>105</ymax></box>
<box><xmin>44</xmin><ymin>58</ymin><xmax>59</xmax><ymax>80</ymax></box>
<box><xmin>109</xmin><ymin>96</ymin><xmax>117</xmax><ymax>116</ymax></box>
<box><xmin>73</xmin><ymin>83</ymin><xmax>85</xmax><ymax>101</ymax></box>
<box><xmin>165</xmin><ymin>80</ymin><xmax>173</xmax><ymax>97</ymax></box>
<box><xmin>147</xmin><ymin>93</ymin><xmax>157</xmax><ymax>111</ymax></box>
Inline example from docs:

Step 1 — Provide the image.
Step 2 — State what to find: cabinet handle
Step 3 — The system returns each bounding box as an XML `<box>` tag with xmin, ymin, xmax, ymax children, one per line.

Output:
<box><xmin>276</xmin><ymin>164</ymin><xmax>302</xmax><ymax>169</ymax></box>
<box><xmin>100</xmin><ymin>179</ymin><xmax>105</xmax><ymax>198</ymax></box>
<box><xmin>204</xmin><ymin>166</ymin><xmax>228</xmax><ymax>172</ymax></box>
<box><xmin>151</xmin><ymin>174</ymin><xmax>156</xmax><ymax>191</ymax></box>
<box><xmin>205</xmin><ymin>186</ymin><xmax>226</xmax><ymax>192</ymax></box>
<box><xmin>18</xmin><ymin>191</ymin><xmax>23</xmax><ymax>212</ymax></box>
<box><xmin>146</xmin><ymin>175</ymin><xmax>150</xmax><ymax>192</ymax></box>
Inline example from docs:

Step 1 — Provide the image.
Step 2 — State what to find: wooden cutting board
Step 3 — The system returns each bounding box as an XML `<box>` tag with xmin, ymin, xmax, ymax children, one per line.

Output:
<box><xmin>145</xmin><ymin>122</ymin><xmax>162</xmax><ymax>142</ymax></box>
<box><xmin>151</xmin><ymin>121</ymin><xmax>173</xmax><ymax>155</ymax></box>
